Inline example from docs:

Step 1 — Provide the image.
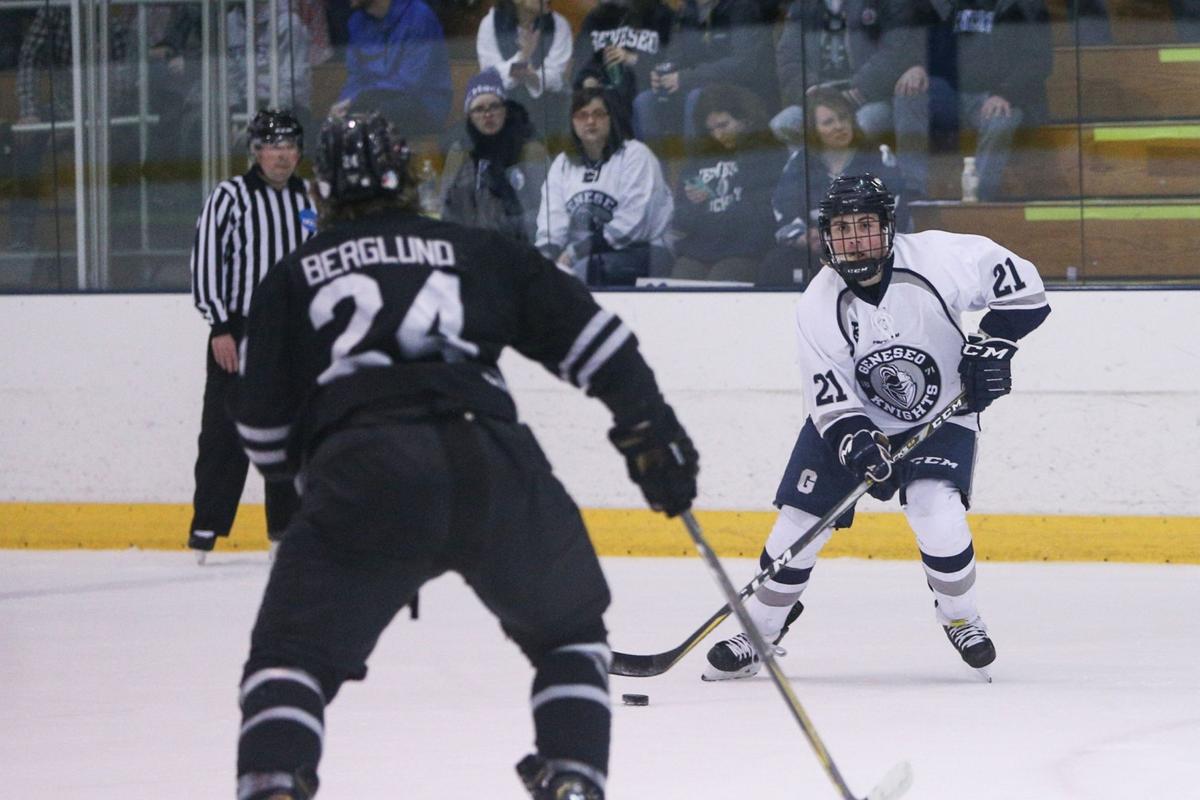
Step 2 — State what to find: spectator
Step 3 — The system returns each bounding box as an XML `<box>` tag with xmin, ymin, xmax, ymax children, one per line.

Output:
<box><xmin>759</xmin><ymin>87</ymin><xmax>906</xmax><ymax>287</ymax></box>
<box><xmin>477</xmin><ymin>0</ymin><xmax>573</xmax><ymax>140</ymax></box>
<box><xmin>899</xmin><ymin>0</ymin><xmax>1052</xmax><ymax>201</ymax></box>
<box><xmin>537</xmin><ymin>87</ymin><xmax>674</xmax><ymax>286</ymax></box>
<box><xmin>770</xmin><ymin>0</ymin><xmax>923</xmax><ymax>186</ymax></box>
<box><xmin>441</xmin><ymin>69</ymin><xmax>549</xmax><ymax>243</ymax></box>
<box><xmin>573</xmin><ymin>0</ymin><xmax>674</xmax><ymax>126</ymax></box>
<box><xmin>632</xmin><ymin>0</ymin><xmax>778</xmax><ymax>145</ymax></box>
<box><xmin>671</xmin><ymin>84</ymin><xmax>786</xmax><ymax>283</ymax></box>
<box><xmin>332</xmin><ymin>0</ymin><xmax>451</xmax><ymax>137</ymax></box>
<box><xmin>228</xmin><ymin>0</ymin><xmax>314</xmax><ymax>137</ymax></box>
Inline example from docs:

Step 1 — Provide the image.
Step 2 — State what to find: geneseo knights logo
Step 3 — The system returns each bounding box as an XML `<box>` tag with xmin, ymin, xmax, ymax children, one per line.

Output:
<box><xmin>855</xmin><ymin>345</ymin><xmax>941</xmax><ymax>422</ymax></box>
<box><xmin>566</xmin><ymin>190</ymin><xmax>618</xmax><ymax>218</ymax></box>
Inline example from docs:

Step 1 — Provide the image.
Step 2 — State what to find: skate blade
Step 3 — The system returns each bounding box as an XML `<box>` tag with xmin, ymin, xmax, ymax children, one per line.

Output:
<box><xmin>193</xmin><ymin>550</ymin><xmax>207</xmax><ymax>566</ymax></box>
<box><xmin>700</xmin><ymin>667</ymin><xmax>759</xmax><ymax>682</ymax></box>
<box><xmin>974</xmin><ymin>666</ymin><xmax>993</xmax><ymax>683</ymax></box>
<box><xmin>865</xmin><ymin>760</ymin><xmax>913</xmax><ymax>800</ymax></box>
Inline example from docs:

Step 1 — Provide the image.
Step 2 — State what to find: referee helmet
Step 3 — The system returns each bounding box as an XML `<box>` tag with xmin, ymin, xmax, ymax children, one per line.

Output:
<box><xmin>248</xmin><ymin>108</ymin><xmax>303</xmax><ymax>150</ymax></box>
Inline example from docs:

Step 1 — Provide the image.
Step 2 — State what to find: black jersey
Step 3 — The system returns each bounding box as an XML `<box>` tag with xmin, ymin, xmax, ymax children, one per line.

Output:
<box><xmin>236</xmin><ymin>208</ymin><xmax>664</xmax><ymax>479</ymax></box>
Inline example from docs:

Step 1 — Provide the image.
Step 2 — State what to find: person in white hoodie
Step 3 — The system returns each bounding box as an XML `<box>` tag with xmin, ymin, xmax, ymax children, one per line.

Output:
<box><xmin>477</xmin><ymin>0</ymin><xmax>574</xmax><ymax>137</ymax></box>
<box><xmin>536</xmin><ymin>87</ymin><xmax>674</xmax><ymax>286</ymax></box>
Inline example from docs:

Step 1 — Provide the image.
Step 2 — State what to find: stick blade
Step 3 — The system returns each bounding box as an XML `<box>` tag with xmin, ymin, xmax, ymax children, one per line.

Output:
<box><xmin>865</xmin><ymin>761</ymin><xmax>913</xmax><ymax>800</ymax></box>
<box><xmin>609</xmin><ymin>651</ymin><xmax>670</xmax><ymax>678</ymax></box>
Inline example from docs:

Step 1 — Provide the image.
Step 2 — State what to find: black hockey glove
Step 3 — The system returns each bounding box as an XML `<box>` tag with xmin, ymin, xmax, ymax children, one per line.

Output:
<box><xmin>609</xmin><ymin>404</ymin><xmax>699</xmax><ymax>517</ymax></box>
<box><xmin>958</xmin><ymin>334</ymin><xmax>1018</xmax><ymax>413</ymax></box>
<box><xmin>826</xmin><ymin>418</ymin><xmax>897</xmax><ymax>501</ymax></box>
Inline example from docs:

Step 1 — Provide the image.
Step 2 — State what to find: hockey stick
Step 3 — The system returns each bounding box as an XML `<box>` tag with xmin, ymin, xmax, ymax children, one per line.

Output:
<box><xmin>679</xmin><ymin>510</ymin><xmax>914</xmax><ymax>800</ymax></box>
<box><xmin>611</xmin><ymin>392</ymin><xmax>968</xmax><ymax>678</ymax></box>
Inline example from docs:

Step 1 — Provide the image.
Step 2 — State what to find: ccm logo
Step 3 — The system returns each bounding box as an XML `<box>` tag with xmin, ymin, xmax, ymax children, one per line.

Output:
<box><xmin>908</xmin><ymin>456</ymin><xmax>958</xmax><ymax>469</ymax></box>
<box><xmin>961</xmin><ymin>341</ymin><xmax>1015</xmax><ymax>360</ymax></box>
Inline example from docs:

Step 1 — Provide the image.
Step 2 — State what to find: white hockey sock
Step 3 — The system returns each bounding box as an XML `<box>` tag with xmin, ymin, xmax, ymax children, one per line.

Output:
<box><xmin>904</xmin><ymin>479</ymin><xmax>980</xmax><ymax>623</ymax></box>
<box><xmin>748</xmin><ymin>505</ymin><xmax>832</xmax><ymax>638</ymax></box>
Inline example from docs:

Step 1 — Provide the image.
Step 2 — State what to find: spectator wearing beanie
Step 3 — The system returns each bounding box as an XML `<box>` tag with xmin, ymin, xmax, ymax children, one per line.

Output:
<box><xmin>440</xmin><ymin>69</ymin><xmax>549</xmax><ymax>243</ymax></box>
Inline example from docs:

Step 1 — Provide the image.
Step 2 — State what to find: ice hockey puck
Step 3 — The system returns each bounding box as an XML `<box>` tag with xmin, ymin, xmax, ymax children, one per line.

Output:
<box><xmin>621</xmin><ymin>693</ymin><xmax>649</xmax><ymax>706</ymax></box>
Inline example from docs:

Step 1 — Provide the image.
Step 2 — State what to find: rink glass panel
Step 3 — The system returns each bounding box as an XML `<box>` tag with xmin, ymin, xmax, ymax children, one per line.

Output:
<box><xmin>1</xmin><ymin>0</ymin><xmax>1197</xmax><ymax>292</ymax></box>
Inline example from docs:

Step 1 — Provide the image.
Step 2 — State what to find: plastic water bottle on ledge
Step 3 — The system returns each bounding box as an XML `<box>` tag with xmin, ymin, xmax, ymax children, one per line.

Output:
<box><xmin>961</xmin><ymin>156</ymin><xmax>980</xmax><ymax>203</ymax></box>
<box><xmin>417</xmin><ymin>158</ymin><xmax>440</xmax><ymax>216</ymax></box>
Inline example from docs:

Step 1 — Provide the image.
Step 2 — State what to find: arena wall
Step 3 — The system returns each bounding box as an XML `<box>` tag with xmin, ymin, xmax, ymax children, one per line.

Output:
<box><xmin>1</xmin><ymin>290</ymin><xmax>1197</xmax><ymax>560</ymax></box>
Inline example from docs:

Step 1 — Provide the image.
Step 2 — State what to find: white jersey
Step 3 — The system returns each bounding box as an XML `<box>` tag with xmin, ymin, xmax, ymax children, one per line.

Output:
<box><xmin>795</xmin><ymin>230</ymin><xmax>1048</xmax><ymax>438</ymax></box>
<box><xmin>536</xmin><ymin>140</ymin><xmax>674</xmax><ymax>254</ymax></box>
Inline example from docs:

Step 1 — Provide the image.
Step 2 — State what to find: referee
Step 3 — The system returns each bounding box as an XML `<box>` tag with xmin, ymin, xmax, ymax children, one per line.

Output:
<box><xmin>187</xmin><ymin>108</ymin><xmax>316</xmax><ymax>563</ymax></box>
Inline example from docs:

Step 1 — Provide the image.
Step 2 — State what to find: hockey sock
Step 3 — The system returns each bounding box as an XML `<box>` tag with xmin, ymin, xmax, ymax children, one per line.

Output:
<box><xmin>904</xmin><ymin>479</ymin><xmax>980</xmax><ymax>623</ymax></box>
<box><xmin>530</xmin><ymin>642</ymin><xmax>611</xmax><ymax>792</ymax></box>
<box><xmin>237</xmin><ymin>667</ymin><xmax>326</xmax><ymax>800</ymax></box>
<box><xmin>750</xmin><ymin>505</ymin><xmax>832</xmax><ymax>637</ymax></box>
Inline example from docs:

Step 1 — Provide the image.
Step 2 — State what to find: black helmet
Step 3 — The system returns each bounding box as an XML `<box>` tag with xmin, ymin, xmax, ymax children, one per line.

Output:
<box><xmin>314</xmin><ymin>113</ymin><xmax>411</xmax><ymax>205</ymax></box>
<box><xmin>247</xmin><ymin>108</ymin><xmax>303</xmax><ymax>150</ymax></box>
<box><xmin>817</xmin><ymin>173</ymin><xmax>896</xmax><ymax>282</ymax></box>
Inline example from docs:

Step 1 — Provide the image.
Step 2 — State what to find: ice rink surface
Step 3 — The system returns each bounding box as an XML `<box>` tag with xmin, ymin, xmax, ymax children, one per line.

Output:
<box><xmin>2</xmin><ymin>550</ymin><xmax>1198</xmax><ymax>799</ymax></box>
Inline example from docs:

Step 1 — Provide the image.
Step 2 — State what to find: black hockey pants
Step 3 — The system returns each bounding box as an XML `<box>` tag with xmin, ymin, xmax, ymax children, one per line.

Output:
<box><xmin>236</xmin><ymin>414</ymin><xmax>612</xmax><ymax>796</ymax></box>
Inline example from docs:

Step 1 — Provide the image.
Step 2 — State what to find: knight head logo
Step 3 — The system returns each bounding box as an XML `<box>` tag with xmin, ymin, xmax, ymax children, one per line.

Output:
<box><xmin>855</xmin><ymin>345</ymin><xmax>942</xmax><ymax>423</ymax></box>
<box><xmin>878</xmin><ymin>362</ymin><xmax>917</xmax><ymax>408</ymax></box>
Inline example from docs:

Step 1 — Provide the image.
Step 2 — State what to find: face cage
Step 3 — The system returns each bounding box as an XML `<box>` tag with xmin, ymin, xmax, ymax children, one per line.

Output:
<box><xmin>819</xmin><ymin>213</ymin><xmax>895</xmax><ymax>281</ymax></box>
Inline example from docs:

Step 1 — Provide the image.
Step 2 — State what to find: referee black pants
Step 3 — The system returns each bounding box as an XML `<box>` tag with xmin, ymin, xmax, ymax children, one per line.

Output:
<box><xmin>189</xmin><ymin>329</ymin><xmax>298</xmax><ymax>544</ymax></box>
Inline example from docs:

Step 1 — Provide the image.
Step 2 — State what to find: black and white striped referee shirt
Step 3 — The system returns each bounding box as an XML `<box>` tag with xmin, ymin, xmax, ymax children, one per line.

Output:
<box><xmin>190</xmin><ymin>166</ymin><xmax>317</xmax><ymax>335</ymax></box>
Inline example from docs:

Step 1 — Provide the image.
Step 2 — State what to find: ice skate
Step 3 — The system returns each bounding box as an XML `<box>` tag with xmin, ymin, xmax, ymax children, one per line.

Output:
<box><xmin>943</xmin><ymin>616</ymin><xmax>996</xmax><ymax>681</ymax></box>
<box><xmin>516</xmin><ymin>754</ymin><xmax>604</xmax><ymax>800</ymax></box>
<box><xmin>188</xmin><ymin>530</ymin><xmax>215</xmax><ymax>565</ymax></box>
<box><xmin>701</xmin><ymin>602</ymin><xmax>803</xmax><ymax>682</ymax></box>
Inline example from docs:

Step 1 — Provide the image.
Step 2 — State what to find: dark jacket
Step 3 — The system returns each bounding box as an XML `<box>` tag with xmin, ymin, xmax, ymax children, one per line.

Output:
<box><xmin>772</xmin><ymin>145</ymin><xmax>910</xmax><ymax>233</ymax></box>
<box><xmin>573</xmin><ymin>0</ymin><xmax>675</xmax><ymax>115</ymax></box>
<box><xmin>675</xmin><ymin>137</ymin><xmax>787</xmax><ymax>261</ymax></box>
<box><xmin>774</xmin><ymin>0</ymin><xmax>923</xmax><ymax>108</ymax></box>
<box><xmin>440</xmin><ymin>100</ymin><xmax>548</xmax><ymax>244</ymax></box>
<box><xmin>919</xmin><ymin>0</ymin><xmax>1052</xmax><ymax>123</ymax></box>
<box><xmin>667</xmin><ymin>0</ymin><xmax>779</xmax><ymax>106</ymax></box>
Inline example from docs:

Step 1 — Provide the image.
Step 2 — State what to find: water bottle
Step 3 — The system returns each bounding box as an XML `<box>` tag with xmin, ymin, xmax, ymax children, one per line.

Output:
<box><xmin>879</xmin><ymin>143</ymin><xmax>896</xmax><ymax>168</ymax></box>
<box><xmin>961</xmin><ymin>156</ymin><xmax>980</xmax><ymax>203</ymax></box>
<box><xmin>417</xmin><ymin>158</ymin><xmax>440</xmax><ymax>216</ymax></box>
<box><xmin>605</xmin><ymin>58</ymin><xmax>624</xmax><ymax>88</ymax></box>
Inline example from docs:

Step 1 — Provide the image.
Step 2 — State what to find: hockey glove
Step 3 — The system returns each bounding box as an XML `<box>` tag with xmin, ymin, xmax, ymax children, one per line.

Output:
<box><xmin>958</xmin><ymin>334</ymin><xmax>1018</xmax><ymax>413</ymax></box>
<box><xmin>609</xmin><ymin>404</ymin><xmax>699</xmax><ymax>517</ymax></box>
<box><xmin>826</xmin><ymin>417</ymin><xmax>897</xmax><ymax>501</ymax></box>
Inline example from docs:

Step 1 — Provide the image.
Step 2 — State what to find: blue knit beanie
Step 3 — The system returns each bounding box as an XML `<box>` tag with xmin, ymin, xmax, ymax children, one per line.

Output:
<box><xmin>463</xmin><ymin>69</ymin><xmax>506</xmax><ymax>114</ymax></box>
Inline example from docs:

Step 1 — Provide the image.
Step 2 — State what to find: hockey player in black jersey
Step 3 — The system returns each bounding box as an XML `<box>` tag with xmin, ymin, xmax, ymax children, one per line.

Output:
<box><xmin>231</xmin><ymin>112</ymin><xmax>699</xmax><ymax>800</ymax></box>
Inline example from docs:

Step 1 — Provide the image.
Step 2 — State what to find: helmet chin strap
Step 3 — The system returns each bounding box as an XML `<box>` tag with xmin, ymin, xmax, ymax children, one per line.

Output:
<box><xmin>831</xmin><ymin>256</ymin><xmax>883</xmax><ymax>282</ymax></box>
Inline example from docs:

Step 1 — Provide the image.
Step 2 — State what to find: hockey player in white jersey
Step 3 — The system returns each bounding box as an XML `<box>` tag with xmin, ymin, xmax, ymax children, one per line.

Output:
<box><xmin>703</xmin><ymin>173</ymin><xmax>1050</xmax><ymax>681</ymax></box>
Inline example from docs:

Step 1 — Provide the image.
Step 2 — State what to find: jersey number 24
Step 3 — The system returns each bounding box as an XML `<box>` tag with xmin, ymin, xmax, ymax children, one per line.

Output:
<box><xmin>309</xmin><ymin>271</ymin><xmax>479</xmax><ymax>385</ymax></box>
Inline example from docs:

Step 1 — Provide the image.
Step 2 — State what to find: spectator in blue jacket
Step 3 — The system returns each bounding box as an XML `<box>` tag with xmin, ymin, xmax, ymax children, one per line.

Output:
<box><xmin>331</xmin><ymin>0</ymin><xmax>451</xmax><ymax>136</ymax></box>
